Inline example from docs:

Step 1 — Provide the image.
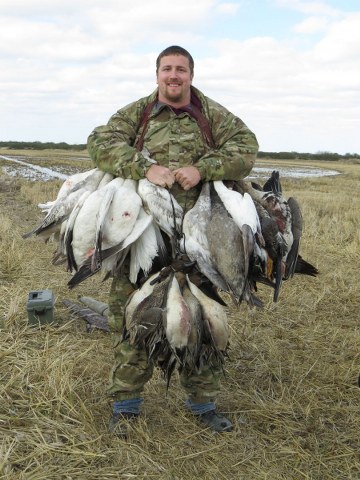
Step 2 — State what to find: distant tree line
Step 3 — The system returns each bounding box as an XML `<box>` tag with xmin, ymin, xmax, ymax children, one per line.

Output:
<box><xmin>0</xmin><ymin>141</ymin><xmax>359</xmax><ymax>160</ymax></box>
<box><xmin>257</xmin><ymin>151</ymin><xmax>360</xmax><ymax>161</ymax></box>
<box><xmin>0</xmin><ymin>141</ymin><xmax>86</xmax><ymax>151</ymax></box>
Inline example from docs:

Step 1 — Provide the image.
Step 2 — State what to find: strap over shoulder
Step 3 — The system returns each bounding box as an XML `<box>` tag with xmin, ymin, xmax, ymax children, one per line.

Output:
<box><xmin>134</xmin><ymin>94</ymin><xmax>215</xmax><ymax>151</ymax></box>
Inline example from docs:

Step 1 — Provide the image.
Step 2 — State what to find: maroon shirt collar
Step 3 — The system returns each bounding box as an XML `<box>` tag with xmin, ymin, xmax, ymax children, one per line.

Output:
<box><xmin>157</xmin><ymin>90</ymin><xmax>202</xmax><ymax>116</ymax></box>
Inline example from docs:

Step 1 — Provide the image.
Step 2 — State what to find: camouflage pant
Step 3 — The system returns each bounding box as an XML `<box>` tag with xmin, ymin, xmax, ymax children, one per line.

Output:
<box><xmin>107</xmin><ymin>276</ymin><xmax>223</xmax><ymax>403</ymax></box>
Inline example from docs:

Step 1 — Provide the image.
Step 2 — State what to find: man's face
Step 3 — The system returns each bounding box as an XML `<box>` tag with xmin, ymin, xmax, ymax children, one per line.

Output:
<box><xmin>156</xmin><ymin>54</ymin><xmax>193</xmax><ymax>107</ymax></box>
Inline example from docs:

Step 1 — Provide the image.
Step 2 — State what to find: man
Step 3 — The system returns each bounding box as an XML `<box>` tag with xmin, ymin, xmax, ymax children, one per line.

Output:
<box><xmin>87</xmin><ymin>45</ymin><xmax>258</xmax><ymax>434</ymax></box>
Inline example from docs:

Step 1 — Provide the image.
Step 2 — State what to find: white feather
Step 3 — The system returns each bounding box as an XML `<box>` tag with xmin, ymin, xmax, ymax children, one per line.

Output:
<box><xmin>213</xmin><ymin>181</ymin><xmax>261</xmax><ymax>235</ymax></box>
<box><xmin>71</xmin><ymin>178</ymin><xmax>141</xmax><ymax>268</ymax></box>
<box><xmin>137</xmin><ymin>178</ymin><xmax>183</xmax><ymax>236</ymax></box>
<box><xmin>165</xmin><ymin>276</ymin><xmax>191</xmax><ymax>349</ymax></box>
<box><xmin>129</xmin><ymin>216</ymin><xmax>159</xmax><ymax>283</ymax></box>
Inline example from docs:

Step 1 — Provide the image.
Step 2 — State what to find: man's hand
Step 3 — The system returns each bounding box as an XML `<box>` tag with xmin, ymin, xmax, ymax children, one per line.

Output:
<box><xmin>174</xmin><ymin>166</ymin><xmax>201</xmax><ymax>191</ymax></box>
<box><xmin>146</xmin><ymin>164</ymin><xmax>175</xmax><ymax>188</ymax></box>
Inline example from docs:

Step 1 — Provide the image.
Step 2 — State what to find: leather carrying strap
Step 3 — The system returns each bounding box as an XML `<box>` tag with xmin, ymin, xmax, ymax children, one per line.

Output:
<box><xmin>134</xmin><ymin>99</ymin><xmax>215</xmax><ymax>151</ymax></box>
<box><xmin>134</xmin><ymin>99</ymin><xmax>158</xmax><ymax>152</ymax></box>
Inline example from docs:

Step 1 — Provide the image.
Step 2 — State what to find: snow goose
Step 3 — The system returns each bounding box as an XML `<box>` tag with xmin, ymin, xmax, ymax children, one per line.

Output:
<box><xmin>67</xmin><ymin>178</ymin><xmax>146</xmax><ymax>287</ymax></box>
<box><xmin>70</xmin><ymin>178</ymin><xmax>141</xmax><ymax>269</ymax></box>
<box><xmin>137</xmin><ymin>178</ymin><xmax>183</xmax><ymax>245</ymax></box>
<box><xmin>213</xmin><ymin>180</ymin><xmax>263</xmax><ymax>242</ymax></box>
<box><xmin>212</xmin><ymin>181</ymin><xmax>265</xmax><ymax>299</ymax></box>
<box><xmin>37</xmin><ymin>168</ymin><xmax>98</xmax><ymax>214</ymax></box>
<box><xmin>23</xmin><ymin>168</ymin><xmax>106</xmax><ymax>240</ymax></box>
<box><xmin>129</xmin><ymin>213</ymin><xmax>166</xmax><ymax>284</ymax></box>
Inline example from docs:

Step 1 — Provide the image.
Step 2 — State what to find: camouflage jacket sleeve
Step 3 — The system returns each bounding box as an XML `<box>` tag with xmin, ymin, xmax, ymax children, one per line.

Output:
<box><xmin>87</xmin><ymin>87</ymin><xmax>258</xmax><ymax>181</ymax></box>
<box><xmin>87</xmin><ymin>93</ymin><xmax>157</xmax><ymax>180</ymax></box>
<box><xmin>195</xmin><ymin>93</ymin><xmax>259</xmax><ymax>181</ymax></box>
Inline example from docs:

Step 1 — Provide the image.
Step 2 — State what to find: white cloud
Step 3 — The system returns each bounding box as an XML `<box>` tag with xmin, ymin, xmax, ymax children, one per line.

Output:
<box><xmin>0</xmin><ymin>1</ymin><xmax>359</xmax><ymax>153</ymax></box>
<box><xmin>311</xmin><ymin>12</ymin><xmax>360</xmax><ymax>61</ymax></box>
<box><xmin>293</xmin><ymin>15</ymin><xmax>330</xmax><ymax>33</ymax></box>
<box><xmin>274</xmin><ymin>0</ymin><xmax>341</xmax><ymax>17</ymax></box>
<box><xmin>216</xmin><ymin>2</ymin><xmax>240</xmax><ymax>14</ymax></box>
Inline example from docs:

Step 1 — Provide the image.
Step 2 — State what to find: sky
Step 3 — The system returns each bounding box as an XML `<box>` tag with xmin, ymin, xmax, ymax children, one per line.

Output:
<box><xmin>1</xmin><ymin>0</ymin><xmax>359</xmax><ymax>154</ymax></box>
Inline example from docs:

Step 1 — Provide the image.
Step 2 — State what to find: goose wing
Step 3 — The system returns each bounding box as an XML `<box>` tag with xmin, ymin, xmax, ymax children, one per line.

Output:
<box><xmin>137</xmin><ymin>179</ymin><xmax>183</xmax><ymax>237</ymax></box>
<box><xmin>213</xmin><ymin>180</ymin><xmax>262</xmax><ymax>237</ymax></box>
<box><xmin>70</xmin><ymin>185</ymin><xmax>107</xmax><ymax>270</ymax></box>
<box><xmin>64</xmin><ymin>190</ymin><xmax>92</xmax><ymax>272</ymax></box>
<box><xmin>92</xmin><ymin>179</ymin><xmax>124</xmax><ymax>271</ymax></box>
<box><xmin>68</xmin><ymin>191</ymin><xmax>144</xmax><ymax>288</ymax></box>
<box><xmin>129</xmin><ymin>215</ymin><xmax>163</xmax><ymax>284</ymax></box>
<box><xmin>285</xmin><ymin>196</ymin><xmax>303</xmax><ymax>279</ymax></box>
<box><xmin>38</xmin><ymin>169</ymin><xmax>99</xmax><ymax>214</ymax></box>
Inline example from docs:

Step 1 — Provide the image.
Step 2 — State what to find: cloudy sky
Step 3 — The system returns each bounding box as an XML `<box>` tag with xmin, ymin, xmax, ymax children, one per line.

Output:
<box><xmin>1</xmin><ymin>0</ymin><xmax>359</xmax><ymax>154</ymax></box>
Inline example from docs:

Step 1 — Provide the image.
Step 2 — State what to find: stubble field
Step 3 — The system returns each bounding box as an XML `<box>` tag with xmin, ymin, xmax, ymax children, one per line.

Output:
<box><xmin>0</xmin><ymin>150</ymin><xmax>359</xmax><ymax>479</ymax></box>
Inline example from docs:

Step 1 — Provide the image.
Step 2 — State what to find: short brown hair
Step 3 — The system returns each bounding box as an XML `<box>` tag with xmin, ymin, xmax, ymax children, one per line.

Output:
<box><xmin>156</xmin><ymin>46</ymin><xmax>194</xmax><ymax>75</ymax></box>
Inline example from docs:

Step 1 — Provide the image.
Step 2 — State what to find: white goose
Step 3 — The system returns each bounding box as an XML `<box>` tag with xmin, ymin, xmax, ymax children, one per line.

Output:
<box><xmin>23</xmin><ymin>169</ymin><xmax>106</xmax><ymax>241</ymax></box>
<box><xmin>213</xmin><ymin>180</ymin><xmax>263</xmax><ymax>240</ymax></box>
<box><xmin>61</xmin><ymin>175</ymin><xmax>115</xmax><ymax>270</ymax></box>
<box><xmin>70</xmin><ymin>177</ymin><xmax>141</xmax><ymax>272</ymax></box>
<box><xmin>137</xmin><ymin>179</ymin><xmax>183</xmax><ymax>239</ymax></box>
<box><xmin>129</xmin><ymin>214</ymin><xmax>165</xmax><ymax>284</ymax></box>
<box><xmin>37</xmin><ymin>168</ymin><xmax>98</xmax><ymax>214</ymax></box>
<box><xmin>63</xmin><ymin>190</ymin><xmax>92</xmax><ymax>269</ymax></box>
<box><xmin>100</xmin><ymin>207</ymin><xmax>154</xmax><ymax>282</ymax></box>
<box><xmin>68</xmin><ymin>179</ymin><xmax>161</xmax><ymax>288</ymax></box>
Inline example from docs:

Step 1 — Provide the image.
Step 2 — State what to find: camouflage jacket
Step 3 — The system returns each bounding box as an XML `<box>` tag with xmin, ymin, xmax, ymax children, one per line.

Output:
<box><xmin>87</xmin><ymin>86</ymin><xmax>259</xmax><ymax>208</ymax></box>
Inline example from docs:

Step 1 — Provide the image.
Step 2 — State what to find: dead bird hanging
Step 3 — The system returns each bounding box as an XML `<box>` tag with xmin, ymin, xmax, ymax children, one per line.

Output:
<box><xmin>24</xmin><ymin>168</ymin><xmax>318</xmax><ymax>382</ymax></box>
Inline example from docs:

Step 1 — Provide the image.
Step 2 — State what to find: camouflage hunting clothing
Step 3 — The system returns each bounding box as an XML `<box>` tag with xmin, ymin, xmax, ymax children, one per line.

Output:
<box><xmin>107</xmin><ymin>275</ymin><xmax>223</xmax><ymax>402</ymax></box>
<box><xmin>108</xmin><ymin>335</ymin><xmax>223</xmax><ymax>403</ymax></box>
<box><xmin>87</xmin><ymin>85</ymin><xmax>258</xmax><ymax>209</ymax></box>
<box><xmin>89</xmin><ymin>85</ymin><xmax>258</xmax><ymax>403</ymax></box>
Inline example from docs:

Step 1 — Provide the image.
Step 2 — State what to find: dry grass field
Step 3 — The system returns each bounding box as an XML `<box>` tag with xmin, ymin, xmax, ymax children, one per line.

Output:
<box><xmin>0</xmin><ymin>150</ymin><xmax>359</xmax><ymax>479</ymax></box>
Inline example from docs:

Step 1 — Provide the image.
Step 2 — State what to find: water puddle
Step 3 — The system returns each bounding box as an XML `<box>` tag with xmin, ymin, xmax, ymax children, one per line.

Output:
<box><xmin>0</xmin><ymin>155</ymin><xmax>69</xmax><ymax>181</ymax></box>
<box><xmin>251</xmin><ymin>165</ymin><xmax>340</xmax><ymax>180</ymax></box>
<box><xmin>0</xmin><ymin>154</ymin><xmax>340</xmax><ymax>182</ymax></box>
